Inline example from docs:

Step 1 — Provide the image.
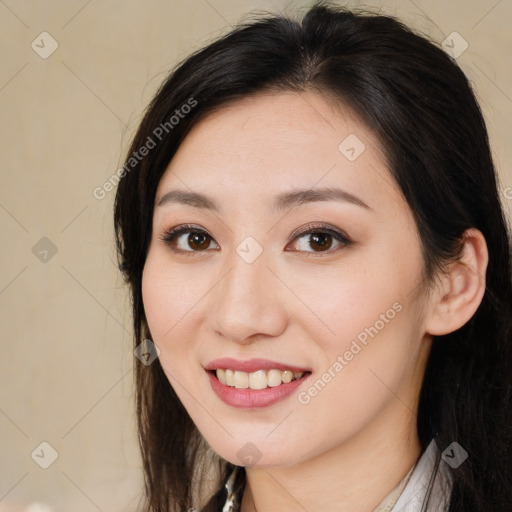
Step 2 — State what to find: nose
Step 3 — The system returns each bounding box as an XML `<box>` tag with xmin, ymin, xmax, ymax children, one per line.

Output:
<box><xmin>211</xmin><ymin>248</ymin><xmax>288</xmax><ymax>344</ymax></box>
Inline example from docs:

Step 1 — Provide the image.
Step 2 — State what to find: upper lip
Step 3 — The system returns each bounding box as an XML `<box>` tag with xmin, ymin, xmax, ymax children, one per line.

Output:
<box><xmin>204</xmin><ymin>358</ymin><xmax>311</xmax><ymax>373</ymax></box>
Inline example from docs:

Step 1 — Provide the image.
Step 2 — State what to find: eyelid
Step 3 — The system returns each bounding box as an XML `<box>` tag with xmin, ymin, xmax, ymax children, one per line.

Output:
<box><xmin>287</xmin><ymin>222</ymin><xmax>352</xmax><ymax>244</ymax></box>
<box><xmin>284</xmin><ymin>222</ymin><xmax>353</xmax><ymax>256</ymax></box>
<box><xmin>159</xmin><ymin>224</ymin><xmax>219</xmax><ymax>253</ymax></box>
<box><xmin>159</xmin><ymin>223</ymin><xmax>207</xmax><ymax>240</ymax></box>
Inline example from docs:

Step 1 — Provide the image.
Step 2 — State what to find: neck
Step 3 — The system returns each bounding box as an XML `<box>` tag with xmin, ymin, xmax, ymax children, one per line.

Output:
<box><xmin>240</xmin><ymin>401</ymin><xmax>422</xmax><ymax>512</ymax></box>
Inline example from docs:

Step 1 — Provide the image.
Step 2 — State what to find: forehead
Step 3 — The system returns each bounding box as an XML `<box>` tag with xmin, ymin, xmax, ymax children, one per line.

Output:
<box><xmin>156</xmin><ymin>91</ymin><xmax>402</xmax><ymax>213</ymax></box>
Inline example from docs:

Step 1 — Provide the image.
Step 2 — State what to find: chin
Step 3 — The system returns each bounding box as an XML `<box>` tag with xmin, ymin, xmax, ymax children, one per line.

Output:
<box><xmin>205</xmin><ymin>435</ymin><xmax>306</xmax><ymax>469</ymax></box>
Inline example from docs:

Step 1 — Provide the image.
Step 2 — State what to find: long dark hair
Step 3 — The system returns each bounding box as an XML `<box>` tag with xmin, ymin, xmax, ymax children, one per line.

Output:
<box><xmin>114</xmin><ymin>3</ymin><xmax>512</xmax><ymax>511</ymax></box>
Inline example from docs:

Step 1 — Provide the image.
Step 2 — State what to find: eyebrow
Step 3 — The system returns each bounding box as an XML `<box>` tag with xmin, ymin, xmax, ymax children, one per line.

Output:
<box><xmin>156</xmin><ymin>186</ymin><xmax>371</xmax><ymax>212</ymax></box>
<box><xmin>157</xmin><ymin>189</ymin><xmax>220</xmax><ymax>211</ymax></box>
<box><xmin>272</xmin><ymin>187</ymin><xmax>371</xmax><ymax>212</ymax></box>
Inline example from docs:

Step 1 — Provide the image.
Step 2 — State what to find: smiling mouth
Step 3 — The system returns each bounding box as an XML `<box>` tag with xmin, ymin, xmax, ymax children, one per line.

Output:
<box><xmin>209</xmin><ymin>369</ymin><xmax>310</xmax><ymax>390</ymax></box>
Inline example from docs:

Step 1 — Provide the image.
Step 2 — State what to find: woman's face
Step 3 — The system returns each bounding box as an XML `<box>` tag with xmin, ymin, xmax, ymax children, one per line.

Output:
<box><xmin>142</xmin><ymin>91</ymin><xmax>434</xmax><ymax>467</ymax></box>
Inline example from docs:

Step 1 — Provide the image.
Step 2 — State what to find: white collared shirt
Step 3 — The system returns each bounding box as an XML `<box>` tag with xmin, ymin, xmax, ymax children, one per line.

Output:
<box><xmin>389</xmin><ymin>438</ymin><xmax>453</xmax><ymax>512</ymax></box>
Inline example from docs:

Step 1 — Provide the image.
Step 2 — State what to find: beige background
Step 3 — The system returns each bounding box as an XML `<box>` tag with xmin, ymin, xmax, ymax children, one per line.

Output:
<box><xmin>0</xmin><ymin>1</ymin><xmax>510</xmax><ymax>511</ymax></box>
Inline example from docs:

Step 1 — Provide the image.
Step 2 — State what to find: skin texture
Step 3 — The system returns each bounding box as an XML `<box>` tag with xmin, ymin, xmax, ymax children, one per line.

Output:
<box><xmin>141</xmin><ymin>91</ymin><xmax>488</xmax><ymax>512</ymax></box>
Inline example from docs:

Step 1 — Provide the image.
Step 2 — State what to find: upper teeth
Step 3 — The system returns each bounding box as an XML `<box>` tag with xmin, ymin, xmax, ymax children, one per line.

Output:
<box><xmin>216</xmin><ymin>369</ymin><xmax>304</xmax><ymax>389</ymax></box>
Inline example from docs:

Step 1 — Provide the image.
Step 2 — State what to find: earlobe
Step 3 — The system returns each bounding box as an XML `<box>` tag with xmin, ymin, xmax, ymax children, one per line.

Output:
<box><xmin>426</xmin><ymin>228</ymin><xmax>489</xmax><ymax>336</ymax></box>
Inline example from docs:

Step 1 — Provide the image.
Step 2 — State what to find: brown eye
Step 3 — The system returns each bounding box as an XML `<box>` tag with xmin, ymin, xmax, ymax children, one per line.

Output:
<box><xmin>308</xmin><ymin>233</ymin><xmax>333</xmax><ymax>251</ymax></box>
<box><xmin>286</xmin><ymin>224</ymin><xmax>352</xmax><ymax>254</ymax></box>
<box><xmin>187</xmin><ymin>232</ymin><xmax>211</xmax><ymax>251</ymax></box>
<box><xmin>160</xmin><ymin>225</ymin><xmax>219</xmax><ymax>253</ymax></box>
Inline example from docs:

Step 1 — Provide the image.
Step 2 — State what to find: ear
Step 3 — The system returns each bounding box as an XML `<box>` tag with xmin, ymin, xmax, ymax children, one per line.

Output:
<box><xmin>425</xmin><ymin>228</ymin><xmax>488</xmax><ymax>336</ymax></box>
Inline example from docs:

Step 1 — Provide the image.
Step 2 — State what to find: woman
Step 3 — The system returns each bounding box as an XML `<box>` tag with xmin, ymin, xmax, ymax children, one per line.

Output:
<box><xmin>114</xmin><ymin>3</ymin><xmax>512</xmax><ymax>511</ymax></box>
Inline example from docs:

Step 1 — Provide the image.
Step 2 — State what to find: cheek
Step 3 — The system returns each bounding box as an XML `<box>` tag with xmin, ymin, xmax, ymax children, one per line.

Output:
<box><xmin>141</xmin><ymin>249</ymin><xmax>222</xmax><ymax>405</ymax></box>
<box><xmin>284</xmin><ymin>245</ymin><xmax>421</xmax><ymax>355</ymax></box>
<box><xmin>142</xmin><ymin>249</ymin><xmax>207</xmax><ymax>339</ymax></box>
<box><xmin>141</xmin><ymin>258</ymin><xmax>208</xmax><ymax>418</ymax></box>
<box><xmin>283</xmin><ymin>294</ymin><xmax>422</xmax><ymax>465</ymax></box>
<box><xmin>285</xmin><ymin>247</ymin><xmax>425</xmax><ymax>414</ymax></box>
<box><xmin>141</xmin><ymin>254</ymin><xmax>198</xmax><ymax>369</ymax></box>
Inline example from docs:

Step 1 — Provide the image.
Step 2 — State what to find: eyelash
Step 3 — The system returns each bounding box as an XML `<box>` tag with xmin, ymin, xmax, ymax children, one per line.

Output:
<box><xmin>159</xmin><ymin>222</ymin><xmax>353</xmax><ymax>256</ymax></box>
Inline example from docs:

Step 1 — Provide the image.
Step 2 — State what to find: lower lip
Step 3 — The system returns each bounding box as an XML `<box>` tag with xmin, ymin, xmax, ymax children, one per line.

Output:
<box><xmin>207</xmin><ymin>371</ymin><xmax>309</xmax><ymax>409</ymax></box>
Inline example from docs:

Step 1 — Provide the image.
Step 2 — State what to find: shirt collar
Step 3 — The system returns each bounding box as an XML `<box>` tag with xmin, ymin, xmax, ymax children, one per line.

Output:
<box><xmin>390</xmin><ymin>438</ymin><xmax>453</xmax><ymax>512</ymax></box>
